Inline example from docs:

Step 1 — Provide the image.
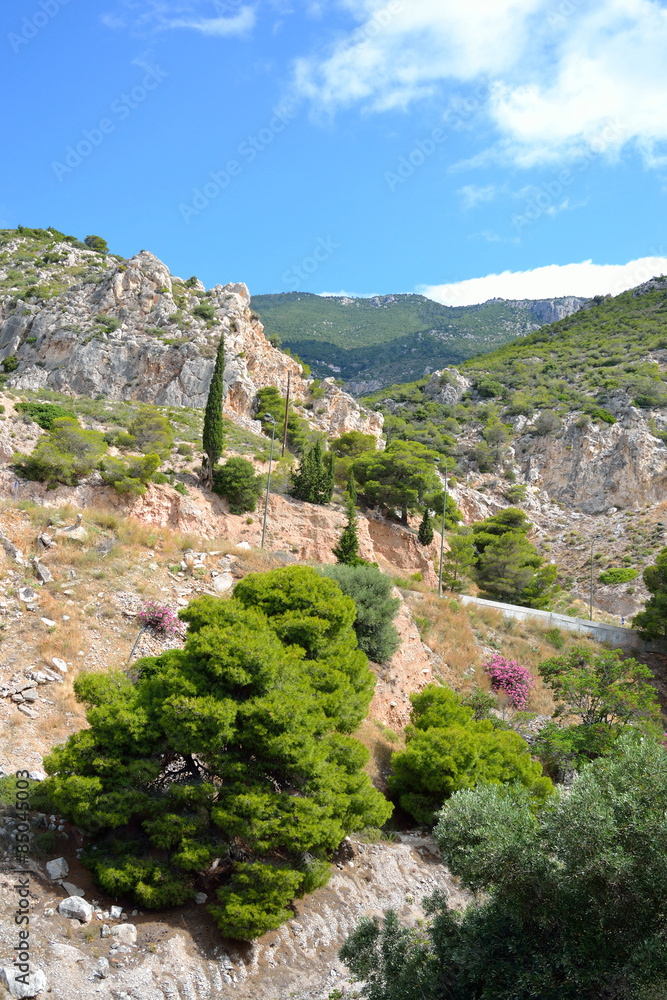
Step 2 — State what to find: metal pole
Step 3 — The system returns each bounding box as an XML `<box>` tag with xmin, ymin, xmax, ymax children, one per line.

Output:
<box><xmin>435</xmin><ymin>459</ymin><xmax>446</xmax><ymax>598</ymax></box>
<box><xmin>282</xmin><ymin>372</ymin><xmax>290</xmax><ymax>458</ymax></box>
<box><xmin>589</xmin><ymin>539</ymin><xmax>594</xmax><ymax>621</ymax></box>
<box><xmin>261</xmin><ymin>416</ymin><xmax>276</xmax><ymax>550</ymax></box>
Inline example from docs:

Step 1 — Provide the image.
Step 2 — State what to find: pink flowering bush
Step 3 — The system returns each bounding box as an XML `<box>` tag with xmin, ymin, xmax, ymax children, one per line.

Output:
<box><xmin>138</xmin><ymin>601</ymin><xmax>182</xmax><ymax>636</ymax></box>
<box><xmin>484</xmin><ymin>654</ymin><xmax>535</xmax><ymax>710</ymax></box>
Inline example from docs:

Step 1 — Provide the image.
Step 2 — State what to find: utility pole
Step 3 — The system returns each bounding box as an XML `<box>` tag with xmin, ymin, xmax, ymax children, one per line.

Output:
<box><xmin>435</xmin><ymin>458</ymin><xmax>447</xmax><ymax>598</ymax></box>
<box><xmin>281</xmin><ymin>372</ymin><xmax>290</xmax><ymax>457</ymax></box>
<box><xmin>589</xmin><ymin>538</ymin><xmax>594</xmax><ymax>621</ymax></box>
<box><xmin>261</xmin><ymin>414</ymin><xmax>276</xmax><ymax>550</ymax></box>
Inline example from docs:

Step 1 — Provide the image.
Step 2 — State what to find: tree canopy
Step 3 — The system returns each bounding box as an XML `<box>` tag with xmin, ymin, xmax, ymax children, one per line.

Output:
<box><xmin>41</xmin><ymin>566</ymin><xmax>390</xmax><ymax>940</ymax></box>
<box><xmin>353</xmin><ymin>440</ymin><xmax>441</xmax><ymax>525</ymax></box>
<box><xmin>341</xmin><ymin>733</ymin><xmax>667</xmax><ymax>1000</ymax></box>
<box><xmin>471</xmin><ymin>508</ymin><xmax>558</xmax><ymax>609</ymax></box>
<box><xmin>633</xmin><ymin>547</ymin><xmax>667</xmax><ymax>639</ymax></box>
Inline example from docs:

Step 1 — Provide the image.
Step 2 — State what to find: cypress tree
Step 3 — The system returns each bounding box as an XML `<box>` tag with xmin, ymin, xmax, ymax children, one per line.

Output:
<box><xmin>202</xmin><ymin>334</ymin><xmax>225</xmax><ymax>485</ymax></box>
<box><xmin>347</xmin><ymin>469</ymin><xmax>357</xmax><ymax>504</ymax></box>
<box><xmin>418</xmin><ymin>507</ymin><xmax>434</xmax><ymax>546</ymax></box>
<box><xmin>334</xmin><ymin>494</ymin><xmax>363</xmax><ymax>566</ymax></box>
<box><xmin>290</xmin><ymin>440</ymin><xmax>335</xmax><ymax>505</ymax></box>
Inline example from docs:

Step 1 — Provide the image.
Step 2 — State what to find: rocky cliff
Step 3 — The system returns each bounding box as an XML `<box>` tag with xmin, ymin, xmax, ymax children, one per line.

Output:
<box><xmin>0</xmin><ymin>232</ymin><xmax>382</xmax><ymax>442</ymax></box>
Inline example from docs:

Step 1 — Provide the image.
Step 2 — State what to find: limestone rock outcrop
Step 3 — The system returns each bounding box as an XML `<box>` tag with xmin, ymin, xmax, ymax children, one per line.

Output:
<box><xmin>0</xmin><ymin>239</ymin><xmax>381</xmax><ymax>444</ymax></box>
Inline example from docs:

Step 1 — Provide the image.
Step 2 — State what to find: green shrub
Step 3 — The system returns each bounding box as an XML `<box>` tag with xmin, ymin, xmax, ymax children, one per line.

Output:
<box><xmin>388</xmin><ymin>685</ymin><xmax>552</xmax><ymax>825</ymax></box>
<box><xmin>115</xmin><ymin>431</ymin><xmax>137</xmax><ymax>449</ymax></box>
<box><xmin>42</xmin><ymin>567</ymin><xmax>390</xmax><ymax>940</ymax></box>
<box><xmin>177</xmin><ymin>443</ymin><xmax>193</xmax><ymax>457</ymax></box>
<box><xmin>129</xmin><ymin>407</ymin><xmax>174</xmax><ymax>459</ymax></box>
<box><xmin>2</xmin><ymin>355</ymin><xmax>19</xmax><ymax>373</ymax></box>
<box><xmin>543</xmin><ymin>627</ymin><xmax>565</xmax><ymax>649</ymax></box>
<box><xmin>213</xmin><ymin>457</ymin><xmax>264</xmax><ymax>514</ymax></box>
<box><xmin>320</xmin><ymin>564</ymin><xmax>401</xmax><ymax>663</ymax></box>
<box><xmin>193</xmin><ymin>301</ymin><xmax>216</xmax><ymax>321</ymax></box>
<box><xmin>14</xmin><ymin>417</ymin><xmax>108</xmax><ymax>486</ymax></box>
<box><xmin>15</xmin><ymin>401</ymin><xmax>76</xmax><ymax>430</ymax></box>
<box><xmin>342</xmin><ymin>734</ymin><xmax>667</xmax><ymax>1000</ymax></box>
<box><xmin>99</xmin><ymin>452</ymin><xmax>161</xmax><ymax>495</ymax></box>
<box><xmin>95</xmin><ymin>313</ymin><xmax>121</xmax><ymax>332</ymax></box>
<box><xmin>290</xmin><ymin>440</ymin><xmax>335</xmax><ymax>505</ymax></box>
<box><xmin>599</xmin><ymin>567</ymin><xmax>638</xmax><ymax>584</ymax></box>
<box><xmin>85</xmin><ymin>235</ymin><xmax>109</xmax><ymax>253</ymax></box>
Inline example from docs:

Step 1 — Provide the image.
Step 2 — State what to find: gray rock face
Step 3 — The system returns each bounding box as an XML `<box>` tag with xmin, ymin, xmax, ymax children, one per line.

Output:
<box><xmin>57</xmin><ymin>896</ymin><xmax>93</xmax><ymax>923</ymax></box>
<box><xmin>422</xmin><ymin>368</ymin><xmax>471</xmax><ymax>405</ymax></box>
<box><xmin>1</xmin><ymin>239</ymin><xmax>382</xmax><ymax>444</ymax></box>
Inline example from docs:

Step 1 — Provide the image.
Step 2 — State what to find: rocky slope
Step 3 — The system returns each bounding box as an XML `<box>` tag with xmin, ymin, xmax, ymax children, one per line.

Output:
<box><xmin>0</xmin><ymin>230</ymin><xmax>382</xmax><ymax>442</ymax></box>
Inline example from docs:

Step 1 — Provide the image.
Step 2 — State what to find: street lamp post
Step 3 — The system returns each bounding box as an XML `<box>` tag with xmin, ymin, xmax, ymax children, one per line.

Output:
<box><xmin>435</xmin><ymin>457</ymin><xmax>447</xmax><ymax>598</ymax></box>
<box><xmin>589</xmin><ymin>537</ymin><xmax>595</xmax><ymax>621</ymax></box>
<box><xmin>261</xmin><ymin>414</ymin><xmax>276</xmax><ymax>550</ymax></box>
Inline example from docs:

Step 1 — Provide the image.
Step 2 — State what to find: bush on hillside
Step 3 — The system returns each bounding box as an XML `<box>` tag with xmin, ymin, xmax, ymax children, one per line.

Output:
<box><xmin>387</xmin><ymin>685</ymin><xmax>551</xmax><ymax>826</ymax></box>
<box><xmin>15</xmin><ymin>401</ymin><xmax>76</xmax><ymax>430</ymax></box>
<box><xmin>290</xmin><ymin>439</ymin><xmax>335</xmax><ymax>505</ymax></box>
<box><xmin>14</xmin><ymin>416</ymin><xmax>108</xmax><ymax>486</ymax></box>
<box><xmin>471</xmin><ymin>508</ymin><xmax>559</xmax><ymax>609</ymax></box>
<box><xmin>341</xmin><ymin>733</ymin><xmax>667</xmax><ymax>1000</ymax></box>
<box><xmin>99</xmin><ymin>453</ymin><xmax>161</xmax><ymax>495</ymax></box>
<box><xmin>320</xmin><ymin>564</ymin><xmax>400</xmax><ymax>663</ymax></box>
<box><xmin>599</xmin><ymin>567</ymin><xmax>638</xmax><ymax>584</ymax></box>
<box><xmin>41</xmin><ymin>566</ymin><xmax>391</xmax><ymax>940</ymax></box>
<box><xmin>256</xmin><ymin>386</ymin><xmax>311</xmax><ymax>454</ymax></box>
<box><xmin>213</xmin><ymin>457</ymin><xmax>264</xmax><ymax>514</ymax></box>
<box><xmin>633</xmin><ymin>547</ymin><xmax>667</xmax><ymax>639</ymax></box>
<box><xmin>129</xmin><ymin>407</ymin><xmax>174</xmax><ymax>460</ymax></box>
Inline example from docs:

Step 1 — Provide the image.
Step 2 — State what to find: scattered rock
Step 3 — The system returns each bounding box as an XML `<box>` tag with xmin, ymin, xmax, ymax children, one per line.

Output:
<box><xmin>18</xmin><ymin>587</ymin><xmax>38</xmax><ymax>603</ymax></box>
<box><xmin>0</xmin><ymin>966</ymin><xmax>47</xmax><ymax>998</ymax></box>
<box><xmin>111</xmin><ymin>923</ymin><xmax>137</xmax><ymax>945</ymax></box>
<box><xmin>236</xmin><ymin>541</ymin><xmax>251</xmax><ymax>551</ymax></box>
<box><xmin>46</xmin><ymin>857</ymin><xmax>69</xmax><ymax>880</ymax></box>
<box><xmin>109</xmin><ymin>905</ymin><xmax>123</xmax><ymax>919</ymax></box>
<box><xmin>0</xmin><ymin>533</ymin><xmax>25</xmax><ymax>566</ymax></box>
<box><xmin>100</xmin><ymin>924</ymin><xmax>111</xmax><ymax>938</ymax></box>
<box><xmin>47</xmin><ymin>943</ymin><xmax>83</xmax><ymax>963</ymax></box>
<box><xmin>57</xmin><ymin>896</ymin><xmax>93</xmax><ymax>923</ymax></box>
<box><xmin>22</xmin><ymin>689</ymin><xmax>38</xmax><ymax>703</ymax></box>
<box><xmin>32</xmin><ymin>558</ymin><xmax>52</xmax><ymax>584</ymax></box>
<box><xmin>28</xmin><ymin>770</ymin><xmax>45</xmax><ymax>781</ymax></box>
<box><xmin>61</xmin><ymin>882</ymin><xmax>84</xmax><ymax>897</ymax></box>
<box><xmin>212</xmin><ymin>572</ymin><xmax>234</xmax><ymax>594</ymax></box>
<box><xmin>94</xmin><ymin>958</ymin><xmax>110</xmax><ymax>979</ymax></box>
<box><xmin>194</xmin><ymin>892</ymin><xmax>208</xmax><ymax>904</ymax></box>
<box><xmin>17</xmin><ymin>705</ymin><xmax>37</xmax><ymax>719</ymax></box>
<box><xmin>40</xmin><ymin>618</ymin><xmax>56</xmax><ymax>628</ymax></box>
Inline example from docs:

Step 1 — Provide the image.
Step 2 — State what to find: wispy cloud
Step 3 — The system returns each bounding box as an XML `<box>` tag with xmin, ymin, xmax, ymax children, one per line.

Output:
<box><xmin>419</xmin><ymin>257</ymin><xmax>667</xmax><ymax>307</ymax></box>
<box><xmin>101</xmin><ymin>1</ymin><xmax>256</xmax><ymax>37</ymax></box>
<box><xmin>458</xmin><ymin>184</ymin><xmax>498</xmax><ymax>209</ymax></box>
<box><xmin>293</xmin><ymin>0</ymin><xmax>667</xmax><ymax>170</ymax></box>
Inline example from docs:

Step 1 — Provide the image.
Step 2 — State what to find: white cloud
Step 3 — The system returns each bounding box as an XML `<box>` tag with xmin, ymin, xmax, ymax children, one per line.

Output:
<box><xmin>420</xmin><ymin>257</ymin><xmax>667</xmax><ymax>306</ymax></box>
<box><xmin>294</xmin><ymin>0</ymin><xmax>667</xmax><ymax>166</ymax></box>
<box><xmin>101</xmin><ymin>1</ymin><xmax>255</xmax><ymax>36</ymax></box>
<box><xmin>165</xmin><ymin>7</ymin><xmax>255</xmax><ymax>34</ymax></box>
<box><xmin>458</xmin><ymin>184</ymin><xmax>498</xmax><ymax>209</ymax></box>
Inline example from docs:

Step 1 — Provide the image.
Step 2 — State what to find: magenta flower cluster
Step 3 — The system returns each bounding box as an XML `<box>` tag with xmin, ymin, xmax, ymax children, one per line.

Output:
<box><xmin>484</xmin><ymin>654</ymin><xmax>535</xmax><ymax>710</ymax></box>
<box><xmin>138</xmin><ymin>601</ymin><xmax>182</xmax><ymax>636</ymax></box>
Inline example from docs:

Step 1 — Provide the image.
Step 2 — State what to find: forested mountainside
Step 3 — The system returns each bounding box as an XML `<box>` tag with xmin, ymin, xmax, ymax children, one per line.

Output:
<box><xmin>251</xmin><ymin>290</ymin><xmax>586</xmax><ymax>392</ymax></box>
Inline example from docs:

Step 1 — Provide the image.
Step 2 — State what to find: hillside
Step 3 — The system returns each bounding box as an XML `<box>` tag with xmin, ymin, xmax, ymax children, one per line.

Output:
<box><xmin>250</xmin><ymin>291</ymin><xmax>586</xmax><ymax>392</ymax></box>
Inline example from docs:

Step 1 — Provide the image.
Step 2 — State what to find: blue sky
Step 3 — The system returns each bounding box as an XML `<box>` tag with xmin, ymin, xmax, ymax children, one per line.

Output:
<box><xmin>2</xmin><ymin>0</ymin><xmax>667</xmax><ymax>303</ymax></box>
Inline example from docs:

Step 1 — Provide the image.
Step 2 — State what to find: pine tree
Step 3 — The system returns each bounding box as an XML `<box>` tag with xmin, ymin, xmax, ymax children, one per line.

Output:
<box><xmin>290</xmin><ymin>440</ymin><xmax>335</xmax><ymax>505</ymax></box>
<box><xmin>418</xmin><ymin>508</ymin><xmax>434</xmax><ymax>546</ymax></box>
<box><xmin>202</xmin><ymin>334</ymin><xmax>225</xmax><ymax>486</ymax></box>
<box><xmin>347</xmin><ymin>470</ymin><xmax>357</xmax><ymax>504</ymax></box>
<box><xmin>334</xmin><ymin>494</ymin><xmax>363</xmax><ymax>566</ymax></box>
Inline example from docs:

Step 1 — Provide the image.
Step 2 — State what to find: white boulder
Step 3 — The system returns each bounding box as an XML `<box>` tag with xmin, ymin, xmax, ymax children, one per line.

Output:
<box><xmin>57</xmin><ymin>896</ymin><xmax>93</xmax><ymax>923</ymax></box>
<box><xmin>111</xmin><ymin>923</ymin><xmax>137</xmax><ymax>945</ymax></box>
<box><xmin>45</xmin><ymin>857</ymin><xmax>68</xmax><ymax>880</ymax></box>
<box><xmin>0</xmin><ymin>967</ymin><xmax>47</xmax><ymax>998</ymax></box>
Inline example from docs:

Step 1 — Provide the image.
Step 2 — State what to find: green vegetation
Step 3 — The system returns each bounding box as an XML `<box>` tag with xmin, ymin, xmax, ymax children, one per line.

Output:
<box><xmin>213</xmin><ymin>457</ymin><xmax>264</xmax><ymax>514</ymax></box>
<box><xmin>99</xmin><ymin>453</ymin><xmax>161</xmax><ymax>496</ymax></box>
<box><xmin>202</xmin><ymin>334</ymin><xmax>225</xmax><ymax>482</ymax></box>
<box><xmin>352</xmin><ymin>440</ymin><xmax>442</xmax><ymax>526</ymax></box>
<box><xmin>387</xmin><ymin>685</ymin><xmax>552</xmax><ymax>826</ymax></box>
<box><xmin>256</xmin><ymin>386</ymin><xmax>311</xmax><ymax>455</ymax></box>
<box><xmin>15</xmin><ymin>401</ymin><xmax>76</xmax><ymax>429</ymax></box>
<box><xmin>290</xmin><ymin>440</ymin><xmax>335</xmax><ymax>505</ymax></box>
<box><xmin>128</xmin><ymin>408</ymin><xmax>174</xmax><ymax>460</ymax></box>
<box><xmin>251</xmin><ymin>292</ymin><xmax>579</xmax><ymax>388</ymax></box>
<box><xmin>471</xmin><ymin>509</ymin><xmax>558</xmax><ymax>608</ymax></box>
<box><xmin>341</xmin><ymin>733</ymin><xmax>667</xmax><ymax>1000</ymax></box>
<box><xmin>633</xmin><ymin>547</ymin><xmax>667</xmax><ymax>639</ymax></box>
<box><xmin>14</xmin><ymin>416</ymin><xmax>108</xmax><ymax>486</ymax></box>
<box><xmin>333</xmin><ymin>494</ymin><xmax>364</xmax><ymax>566</ymax></box>
<box><xmin>41</xmin><ymin>566</ymin><xmax>391</xmax><ymax>940</ymax></box>
<box><xmin>441</xmin><ymin>528</ymin><xmax>476</xmax><ymax>591</ymax></box>
<box><xmin>417</xmin><ymin>508</ymin><xmax>434</xmax><ymax>546</ymax></box>
<box><xmin>84</xmin><ymin>235</ymin><xmax>109</xmax><ymax>253</ymax></box>
<box><xmin>320</xmin><ymin>564</ymin><xmax>401</xmax><ymax>663</ymax></box>
<box><xmin>599</xmin><ymin>567</ymin><xmax>639</xmax><ymax>584</ymax></box>
<box><xmin>463</xmin><ymin>281</ymin><xmax>667</xmax><ymax>416</ymax></box>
